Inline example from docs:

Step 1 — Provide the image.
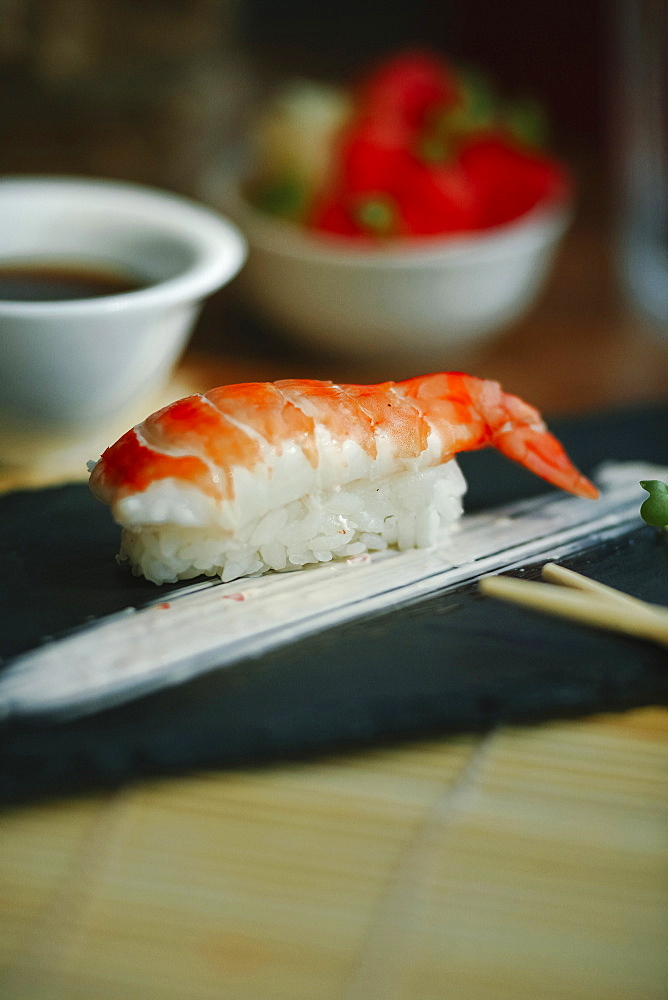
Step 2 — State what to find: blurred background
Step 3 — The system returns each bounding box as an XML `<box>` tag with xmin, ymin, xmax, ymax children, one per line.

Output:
<box><xmin>0</xmin><ymin>0</ymin><xmax>607</xmax><ymax>192</ymax></box>
<box><xmin>1</xmin><ymin>0</ymin><xmax>666</xmax><ymax>415</ymax></box>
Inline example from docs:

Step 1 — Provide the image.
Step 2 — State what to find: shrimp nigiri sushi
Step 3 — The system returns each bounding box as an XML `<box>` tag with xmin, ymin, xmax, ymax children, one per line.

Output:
<box><xmin>89</xmin><ymin>372</ymin><xmax>598</xmax><ymax>585</ymax></box>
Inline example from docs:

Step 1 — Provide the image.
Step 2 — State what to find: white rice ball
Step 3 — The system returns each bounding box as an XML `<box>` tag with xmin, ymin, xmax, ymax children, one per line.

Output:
<box><xmin>118</xmin><ymin>459</ymin><xmax>467</xmax><ymax>585</ymax></box>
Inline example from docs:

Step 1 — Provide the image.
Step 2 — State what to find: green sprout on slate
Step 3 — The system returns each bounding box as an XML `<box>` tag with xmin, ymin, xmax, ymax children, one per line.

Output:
<box><xmin>639</xmin><ymin>480</ymin><xmax>668</xmax><ymax>529</ymax></box>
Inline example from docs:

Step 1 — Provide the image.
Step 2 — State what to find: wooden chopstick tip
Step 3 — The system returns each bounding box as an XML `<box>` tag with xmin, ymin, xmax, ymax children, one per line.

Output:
<box><xmin>478</xmin><ymin>566</ymin><xmax>668</xmax><ymax>650</ymax></box>
<box><xmin>478</xmin><ymin>573</ymin><xmax>516</xmax><ymax>596</ymax></box>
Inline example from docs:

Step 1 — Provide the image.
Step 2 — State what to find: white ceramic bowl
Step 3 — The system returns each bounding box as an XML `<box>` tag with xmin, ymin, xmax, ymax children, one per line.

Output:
<box><xmin>0</xmin><ymin>176</ymin><xmax>246</xmax><ymax>462</ymax></box>
<box><xmin>210</xmin><ymin>173</ymin><xmax>571</xmax><ymax>365</ymax></box>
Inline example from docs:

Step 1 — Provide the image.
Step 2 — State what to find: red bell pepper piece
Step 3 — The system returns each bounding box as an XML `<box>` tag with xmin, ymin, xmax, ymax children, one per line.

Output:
<box><xmin>394</xmin><ymin>157</ymin><xmax>480</xmax><ymax>235</ymax></box>
<box><xmin>338</xmin><ymin>115</ymin><xmax>414</xmax><ymax>194</ymax></box>
<box><xmin>356</xmin><ymin>49</ymin><xmax>461</xmax><ymax>132</ymax></box>
<box><xmin>459</xmin><ymin>135</ymin><xmax>569</xmax><ymax>227</ymax></box>
<box><xmin>309</xmin><ymin>194</ymin><xmax>365</xmax><ymax>236</ymax></box>
<box><xmin>311</xmin><ymin>156</ymin><xmax>479</xmax><ymax>239</ymax></box>
<box><xmin>309</xmin><ymin>117</ymin><xmax>408</xmax><ymax>236</ymax></box>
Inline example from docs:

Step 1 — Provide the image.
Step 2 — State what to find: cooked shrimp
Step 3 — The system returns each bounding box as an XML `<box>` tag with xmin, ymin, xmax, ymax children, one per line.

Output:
<box><xmin>89</xmin><ymin>372</ymin><xmax>597</xmax><ymax>584</ymax></box>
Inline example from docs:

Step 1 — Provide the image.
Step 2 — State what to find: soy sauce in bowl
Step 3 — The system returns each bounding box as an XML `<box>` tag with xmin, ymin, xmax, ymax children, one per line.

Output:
<box><xmin>0</xmin><ymin>260</ymin><xmax>147</xmax><ymax>302</ymax></box>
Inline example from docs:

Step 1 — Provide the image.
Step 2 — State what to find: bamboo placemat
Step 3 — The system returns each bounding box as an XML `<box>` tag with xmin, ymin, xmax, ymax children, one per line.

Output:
<box><xmin>1</xmin><ymin>385</ymin><xmax>666</xmax><ymax>999</ymax></box>
<box><xmin>0</xmin><ymin>707</ymin><xmax>666</xmax><ymax>1000</ymax></box>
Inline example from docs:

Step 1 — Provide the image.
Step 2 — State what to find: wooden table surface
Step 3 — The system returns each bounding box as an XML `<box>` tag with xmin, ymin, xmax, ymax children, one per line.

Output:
<box><xmin>1</xmin><ymin>202</ymin><xmax>667</xmax><ymax>999</ymax></box>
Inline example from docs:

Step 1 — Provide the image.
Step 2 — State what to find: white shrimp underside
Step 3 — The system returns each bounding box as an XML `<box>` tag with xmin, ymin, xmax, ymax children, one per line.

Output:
<box><xmin>119</xmin><ymin>460</ymin><xmax>467</xmax><ymax>585</ymax></box>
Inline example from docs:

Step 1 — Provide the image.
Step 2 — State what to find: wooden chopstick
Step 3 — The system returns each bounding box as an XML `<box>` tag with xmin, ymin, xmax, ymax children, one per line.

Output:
<box><xmin>479</xmin><ymin>566</ymin><xmax>668</xmax><ymax>649</ymax></box>
<box><xmin>540</xmin><ymin>562</ymin><xmax>653</xmax><ymax>611</ymax></box>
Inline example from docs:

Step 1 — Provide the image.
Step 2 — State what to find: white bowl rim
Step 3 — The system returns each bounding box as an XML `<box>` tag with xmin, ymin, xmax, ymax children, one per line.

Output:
<box><xmin>217</xmin><ymin>172</ymin><xmax>573</xmax><ymax>268</ymax></box>
<box><xmin>0</xmin><ymin>175</ymin><xmax>247</xmax><ymax>316</ymax></box>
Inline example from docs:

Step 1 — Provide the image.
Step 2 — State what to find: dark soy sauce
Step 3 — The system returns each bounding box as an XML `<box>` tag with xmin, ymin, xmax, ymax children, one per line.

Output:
<box><xmin>0</xmin><ymin>260</ymin><xmax>146</xmax><ymax>302</ymax></box>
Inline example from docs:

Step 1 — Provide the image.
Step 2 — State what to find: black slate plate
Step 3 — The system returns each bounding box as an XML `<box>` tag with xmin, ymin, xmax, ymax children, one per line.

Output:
<box><xmin>1</xmin><ymin>405</ymin><xmax>667</xmax><ymax>804</ymax></box>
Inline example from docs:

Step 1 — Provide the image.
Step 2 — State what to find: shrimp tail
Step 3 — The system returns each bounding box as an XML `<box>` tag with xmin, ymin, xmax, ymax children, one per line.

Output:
<box><xmin>494</xmin><ymin>422</ymin><xmax>599</xmax><ymax>499</ymax></box>
<box><xmin>400</xmin><ymin>373</ymin><xmax>598</xmax><ymax>500</ymax></box>
<box><xmin>489</xmin><ymin>389</ymin><xmax>599</xmax><ymax>500</ymax></box>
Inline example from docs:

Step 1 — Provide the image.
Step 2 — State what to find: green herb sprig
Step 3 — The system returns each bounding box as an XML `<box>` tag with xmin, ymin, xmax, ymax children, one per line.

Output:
<box><xmin>639</xmin><ymin>480</ymin><xmax>668</xmax><ymax>528</ymax></box>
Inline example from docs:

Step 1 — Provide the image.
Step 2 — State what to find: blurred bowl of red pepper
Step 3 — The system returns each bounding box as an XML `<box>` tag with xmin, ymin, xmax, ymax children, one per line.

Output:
<box><xmin>207</xmin><ymin>50</ymin><xmax>572</xmax><ymax>362</ymax></box>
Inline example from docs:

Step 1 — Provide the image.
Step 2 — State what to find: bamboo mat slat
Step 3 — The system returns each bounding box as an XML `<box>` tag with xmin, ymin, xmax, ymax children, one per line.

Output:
<box><xmin>0</xmin><ymin>710</ymin><xmax>666</xmax><ymax>1000</ymax></box>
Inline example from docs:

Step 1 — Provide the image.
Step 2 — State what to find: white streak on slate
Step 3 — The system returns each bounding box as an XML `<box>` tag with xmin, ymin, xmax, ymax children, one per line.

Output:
<box><xmin>0</xmin><ymin>462</ymin><xmax>665</xmax><ymax>723</ymax></box>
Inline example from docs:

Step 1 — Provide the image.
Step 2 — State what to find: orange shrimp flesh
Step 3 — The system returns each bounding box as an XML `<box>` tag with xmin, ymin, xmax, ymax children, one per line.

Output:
<box><xmin>90</xmin><ymin>372</ymin><xmax>598</xmax><ymax>507</ymax></box>
<box><xmin>398</xmin><ymin>373</ymin><xmax>598</xmax><ymax>499</ymax></box>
